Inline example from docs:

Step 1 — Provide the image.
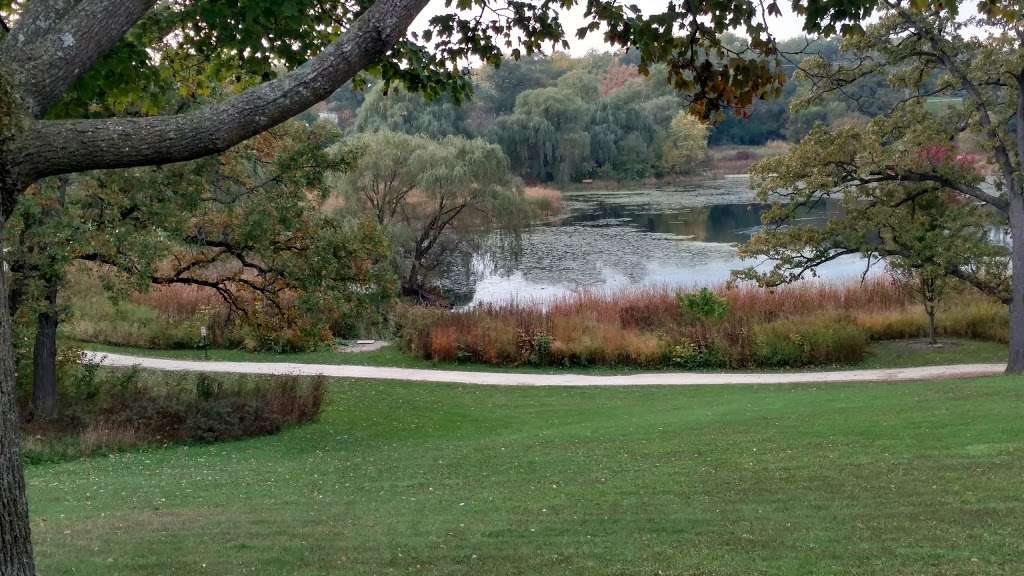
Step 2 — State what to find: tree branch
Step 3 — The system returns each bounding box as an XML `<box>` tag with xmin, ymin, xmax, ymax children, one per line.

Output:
<box><xmin>0</xmin><ymin>1</ymin><xmax>76</xmax><ymax>56</ymax></box>
<box><xmin>2</xmin><ymin>0</ymin><xmax>155</xmax><ymax>116</ymax></box>
<box><xmin>856</xmin><ymin>171</ymin><xmax>1009</xmax><ymax>212</ymax></box>
<box><xmin>13</xmin><ymin>0</ymin><xmax>430</xmax><ymax>182</ymax></box>
<box><xmin>894</xmin><ymin>7</ymin><xmax>1019</xmax><ymax>198</ymax></box>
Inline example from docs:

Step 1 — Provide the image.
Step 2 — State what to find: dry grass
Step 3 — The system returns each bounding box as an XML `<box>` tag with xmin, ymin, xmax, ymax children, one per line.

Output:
<box><xmin>397</xmin><ymin>279</ymin><xmax>1006</xmax><ymax>369</ymax></box>
<box><xmin>130</xmin><ymin>284</ymin><xmax>228</xmax><ymax>321</ymax></box>
<box><xmin>708</xmin><ymin>141</ymin><xmax>790</xmax><ymax>175</ymax></box>
<box><xmin>523</xmin><ymin>185</ymin><xmax>565</xmax><ymax>217</ymax></box>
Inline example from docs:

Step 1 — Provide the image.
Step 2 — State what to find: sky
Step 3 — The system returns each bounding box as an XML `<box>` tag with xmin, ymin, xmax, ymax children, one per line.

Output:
<box><xmin>413</xmin><ymin>0</ymin><xmax>818</xmax><ymax>57</ymax></box>
<box><xmin>412</xmin><ymin>0</ymin><xmax>985</xmax><ymax>58</ymax></box>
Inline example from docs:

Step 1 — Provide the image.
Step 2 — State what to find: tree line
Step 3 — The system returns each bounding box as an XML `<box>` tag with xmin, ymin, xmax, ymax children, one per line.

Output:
<box><xmin>320</xmin><ymin>36</ymin><xmax>920</xmax><ymax>184</ymax></box>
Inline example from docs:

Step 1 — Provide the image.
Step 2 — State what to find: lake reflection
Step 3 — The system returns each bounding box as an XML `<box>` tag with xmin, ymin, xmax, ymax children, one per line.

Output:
<box><xmin>442</xmin><ymin>178</ymin><xmax>870</xmax><ymax>307</ymax></box>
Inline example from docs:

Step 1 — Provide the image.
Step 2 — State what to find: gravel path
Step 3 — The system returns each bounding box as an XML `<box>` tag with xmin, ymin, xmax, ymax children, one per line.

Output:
<box><xmin>83</xmin><ymin>351</ymin><xmax>1007</xmax><ymax>386</ymax></box>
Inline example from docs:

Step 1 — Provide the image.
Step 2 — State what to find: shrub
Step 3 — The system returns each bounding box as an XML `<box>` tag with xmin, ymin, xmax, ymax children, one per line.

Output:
<box><xmin>753</xmin><ymin>315</ymin><xmax>869</xmax><ymax>368</ymax></box>
<box><xmin>679</xmin><ymin>288</ymin><xmax>730</xmax><ymax>322</ymax></box>
<box><xmin>21</xmin><ymin>367</ymin><xmax>325</xmax><ymax>463</ymax></box>
<box><xmin>668</xmin><ymin>338</ymin><xmax>729</xmax><ymax>369</ymax></box>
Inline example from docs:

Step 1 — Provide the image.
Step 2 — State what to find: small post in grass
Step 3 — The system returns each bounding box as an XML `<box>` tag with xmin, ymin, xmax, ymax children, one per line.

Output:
<box><xmin>200</xmin><ymin>326</ymin><xmax>210</xmax><ymax>360</ymax></box>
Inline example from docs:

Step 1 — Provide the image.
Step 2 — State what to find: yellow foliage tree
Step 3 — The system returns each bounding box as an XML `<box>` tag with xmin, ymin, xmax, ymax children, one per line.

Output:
<box><xmin>661</xmin><ymin>112</ymin><xmax>709</xmax><ymax>175</ymax></box>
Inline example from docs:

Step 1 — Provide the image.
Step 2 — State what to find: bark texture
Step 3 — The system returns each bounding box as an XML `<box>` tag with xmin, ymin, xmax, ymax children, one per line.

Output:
<box><xmin>1008</xmin><ymin>194</ymin><xmax>1024</xmax><ymax>373</ymax></box>
<box><xmin>0</xmin><ymin>215</ymin><xmax>34</xmax><ymax>576</ymax></box>
<box><xmin>31</xmin><ymin>283</ymin><xmax>59</xmax><ymax>421</ymax></box>
<box><xmin>1</xmin><ymin>0</ymin><xmax>158</xmax><ymax>116</ymax></box>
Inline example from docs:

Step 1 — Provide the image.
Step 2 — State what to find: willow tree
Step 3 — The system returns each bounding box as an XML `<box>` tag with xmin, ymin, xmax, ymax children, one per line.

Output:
<box><xmin>339</xmin><ymin>131</ymin><xmax>522</xmax><ymax>298</ymax></box>
<box><xmin>491</xmin><ymin>86</ymin><xmax>593</xmax><ymax>183</ymax></box>
<box><xmin>0</xmin><ymin>0</ymin><xmax>888</xmax><ymax>571</ymax></box>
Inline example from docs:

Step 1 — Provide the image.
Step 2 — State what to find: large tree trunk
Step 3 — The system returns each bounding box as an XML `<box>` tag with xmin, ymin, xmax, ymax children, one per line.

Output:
<box><xmin>31</xmin><ymin>281</ymin><xmax>58</xmax><ymax>421</ymax></box>
<box><xmin>1007</xmin><ymin>193</ymin><xmax>1024</xmax><ymax>373</ymax></box>
<box><xmin>0</xmin><ymin>213</ymin><xmax>36</xmax><ymax>575</ymax></box>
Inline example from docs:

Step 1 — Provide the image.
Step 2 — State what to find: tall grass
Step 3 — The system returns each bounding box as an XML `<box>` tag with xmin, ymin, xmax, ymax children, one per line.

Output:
<box><xmin>523</xmin><ymin>186</ymin><xmax>565</xmax><ymax>218</ymax></box>
<box><xmin>62</xmin><ymin>266</ymin><xmax>350</xmax><ymax>352</ymax></box>
<box><xmin>397</xmin><ymin>279</ymin><xmax>1006</xmax><ymax>369</ymax></box>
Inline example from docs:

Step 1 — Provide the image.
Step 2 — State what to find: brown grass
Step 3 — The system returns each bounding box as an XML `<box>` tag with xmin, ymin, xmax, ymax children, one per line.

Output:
<box><xmin>708</xmin><ymin>142</ymin><xmax>790</xmax><ymax>175</ymax></box>
<box><xmin>396</xmin><ymin>279</ymin><xmax>1006</xmax><ymax>368</ymax></box>
<box><xmin>523</xmin><ymin>186</ymin><xmax>565</xmax><ymax>218</ymax></box>
<box><xmin>131</xmin><ymin>284</ymin><xmax>228</xmax><ymax>321</ymax></box>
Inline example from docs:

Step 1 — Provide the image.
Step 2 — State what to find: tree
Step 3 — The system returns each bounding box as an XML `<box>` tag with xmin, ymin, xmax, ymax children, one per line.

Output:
<box><xmin>891</xmin><ymin>264</ymin><xmax>948</xmax><ymax>345</ymax></box>
<box><xmin>0</xmin><ymin>0</ymin><xmax>890</xmax><ymax>571</ymax></box>
<box><xmin>661</xmin><ymin>112</ymin><xmax>709</xmax><ymax>175</ymax></box>
<box><xmin>338</xmin><ymin>131</ymin><xmax>523</xmax><ymax>299</ymax></box>
<box><xmin>736</xmin><ymin>116</ymin><xmax>1009</xmax><ymax>343</ymax></box>
<box><xmin>738</xmin><ymin>3</ymin><xmax>1024</xmax><ymax>372</ymax></box>
<box><xmin>491</xmin><ymin>87</ymin><xmax>592</xmax><ymax>183</ymax></box>
<box><xmin>8</xmin><ymin>121</ymin><xmax>393</xmax><ymax>420</ymax></box>
<box><xmin>353</xmin><ymin>83</ymin><xmax>468</xmax><ymax>138</ymax></box>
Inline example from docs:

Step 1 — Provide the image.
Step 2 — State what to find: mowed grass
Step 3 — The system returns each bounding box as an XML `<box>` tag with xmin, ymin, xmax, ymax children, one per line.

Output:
<box><xmin>78</xmin><ymin>337</ymin><xmax>1009</xmax><ymax>374</ymax></box>
<box><xmin>26</xmin><ymin>373</ymin><xmax>1024</xmax><ymax>575</ymax></box>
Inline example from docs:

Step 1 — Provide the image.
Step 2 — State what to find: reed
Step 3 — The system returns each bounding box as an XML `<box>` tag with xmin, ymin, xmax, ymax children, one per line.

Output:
<box><xmin>396</xmin><ymin>279</ymin><xmax>1003</xmax><ymax>368</ymax></box>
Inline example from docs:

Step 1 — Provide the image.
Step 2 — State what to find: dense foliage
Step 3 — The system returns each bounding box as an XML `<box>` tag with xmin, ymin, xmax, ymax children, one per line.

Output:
<box><xmin>735</xmin><ymin>5</ymin><xmax>1023</xmax><ymax>362</ymax></box>
<box><xmin>322</xmin><ymin>37</ymin><xmax>920</xmax><ymax>183</ymax></box>
<box><xmin>335</xmin><ymin>131</ymin><xmax>526</xmax><ymax>298</ymax></box>
<box><xmin>20</xmin><ymin>365</ymin><xmax>325</xmax><ymax>463</ymax></box>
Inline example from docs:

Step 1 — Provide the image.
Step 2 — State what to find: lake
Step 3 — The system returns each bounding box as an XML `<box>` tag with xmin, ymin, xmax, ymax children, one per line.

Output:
<box><xmin>442</xmin><ymin>178</ymin><xmax>870</xmax><ymax>307</ymax></box>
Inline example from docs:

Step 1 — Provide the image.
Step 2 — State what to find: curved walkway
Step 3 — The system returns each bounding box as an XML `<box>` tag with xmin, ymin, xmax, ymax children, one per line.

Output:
<box><xmin>83</xmin><ymin>351</ymin><xmax>1007</xmax><ymax>386</ymax></box>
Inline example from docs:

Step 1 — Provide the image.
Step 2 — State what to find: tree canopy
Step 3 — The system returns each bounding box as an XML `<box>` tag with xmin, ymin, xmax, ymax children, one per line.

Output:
<box><xmin>737</xmin><ymin>3</ymin><xmax>1024</xmax><ymax>371</ymax></box>
<box><xmin>337</xmin><ymin>131</ymin><xmax>524</xmax><ymax>298</ymax></box>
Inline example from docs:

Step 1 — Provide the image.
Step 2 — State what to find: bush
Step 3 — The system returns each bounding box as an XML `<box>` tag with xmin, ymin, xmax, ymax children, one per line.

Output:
<box><xmin>753</xmin><ymin>315</ymin><xmax>869</xmax><ymax>368</ymax></box>
<box><xmin>668</xmin><ymin>338</ymin><xmax>729</xmax><ymax>369</ymax></box>
<box><xmin>21</xmin><ymin>367</ymin><xmax>325</xmax><ymax>463</ymax></box>
<box><xmin>679</xmin><ymin>288</ymin><xmax>730</xmax><ymax>322</ymax></box>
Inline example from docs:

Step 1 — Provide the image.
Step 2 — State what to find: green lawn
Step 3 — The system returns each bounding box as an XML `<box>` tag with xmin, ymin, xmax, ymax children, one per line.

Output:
<box><xmin>77</xmin><ymin>337</ymin><xmax>1009</xmax><ymax>374</ymax></box>
<box><xmin>27</xmin><ymin>373</ymin><xmax>1024</xmax><ymax>575</ymax></box>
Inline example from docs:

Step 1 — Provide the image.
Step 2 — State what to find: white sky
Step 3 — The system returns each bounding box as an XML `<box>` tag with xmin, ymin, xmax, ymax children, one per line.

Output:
<box><xmin>412</xmin><ymin>0</ymin><xmax>983</xmax><ymax>57</ymax></box>
<box><xmin>413</xmin><ymin>0</ymin><xmax>820</xmax><ymax>57</ymax></box>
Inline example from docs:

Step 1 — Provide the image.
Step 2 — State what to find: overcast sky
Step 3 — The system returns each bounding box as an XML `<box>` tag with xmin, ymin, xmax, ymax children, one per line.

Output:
<box><xmin>413</xmin><ymin>0</ymin><xmax>818</xmax><ymax>57</ymax></box>
<box><xmin>412</xmin><ymin>1</ymin><xmax>984</xmax><ymax>58</ymax></box>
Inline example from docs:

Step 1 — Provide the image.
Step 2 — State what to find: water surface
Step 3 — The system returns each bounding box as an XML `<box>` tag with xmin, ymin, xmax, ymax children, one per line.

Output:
<box><xmin>445</xmin><ymin>178</ymin><xmax>868</xmax><ymax>306</ymax></box>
